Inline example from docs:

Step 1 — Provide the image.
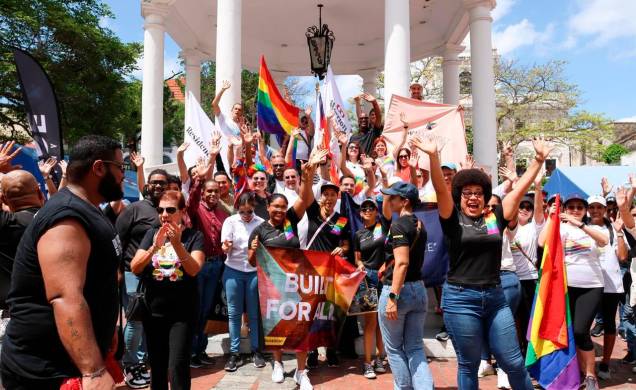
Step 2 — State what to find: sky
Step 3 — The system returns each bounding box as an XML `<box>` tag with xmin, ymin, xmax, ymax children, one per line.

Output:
<box><xmin>102</xmin><ymin>0</ymin><xmax>636</xmax><ymax>122</ymax></box>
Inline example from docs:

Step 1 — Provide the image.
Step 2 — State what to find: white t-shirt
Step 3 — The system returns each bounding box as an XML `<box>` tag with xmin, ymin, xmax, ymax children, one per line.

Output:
<box><xmin>500</xmin><ymin>226</ymin><xmax>517</xmax><ymax>272</ymax></box>
<box><xmin>561</xmin><ymin>223</ymin><xmax>605</xmax><ymax>288</ymax></box>
<box><xmin>220</xmin><ymin>214</ymin><xmax>265</xmax><ymax>273</ymax></box>
<box><xmin>510</xmin><ymin>221</ymin><xmax>544</xmax><ymax>280</ymax></box>
<box><xmin>346</xmin><ymin>160</ymin><xmax>365</xmax><ymax>181</ymax></box>
<box><xmin>597</xmin><ymin>225</ymin><xmax>625</xmax><ymax>293</ymax></box>
<box><xmin>216</xmin><ymin>112</ymin><xmax>240</xmax><ymax>138</ymax></box>
<box><xmin>294</xmin><ymin>129</ymin><xmax>311</xmax><ymax>161</ymax></box>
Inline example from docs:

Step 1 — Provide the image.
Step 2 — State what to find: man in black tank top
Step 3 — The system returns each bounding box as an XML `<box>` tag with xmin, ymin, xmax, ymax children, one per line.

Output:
<box><xmin>1</xmin><ymin>135</ymin><xmax>125</xmax><ymax>390</ymax></box>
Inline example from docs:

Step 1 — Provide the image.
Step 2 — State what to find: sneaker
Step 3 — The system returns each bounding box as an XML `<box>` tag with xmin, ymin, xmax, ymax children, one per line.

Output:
<box><xmin>294</xmin><ymin>368</ymin><xmax>313</xmax><ymax>390</ymax></box>
<box><xmin>138</xmin><ymin>362</ymin><xmax>151</xmax><ymax>385</ymax></box>
<box><xmin>224</xmin><ymin>354</ymin><xmax>243</xmax><ymax>372</ymax></box>
<box><xmin>583</xmin><ymin>375</ymin><xmax>599</xmax><ymax>390</ymax></box>
<box><xmin>597</xmin><ymin>363</ymin><xmax>610</xmax><ymax>380</ymax></box>
<box><xmin>590</xmin><ymin>322</ymin><xmax>603</xmax><ymax>337</ymax></box>
<box><xmin>198</xmin><ymin>352</ymin><xmax>215</xmax><ymax>366</ymax></box>
<box><xmin>436</xmin><ymin>326</ymin><xmax>450</xmax><ymax>342</ymax></box>
<box><xmin>373</xmin><ymin>357</ymin><xmax>386</xmax><ymax>373</ymax></box>
<box><xmin>619</xmin><ymin>328</ymin><xmax>627</xmax><ymax>340</ymax></box>
<box><xmin>478</xmin><ymin>360</ymin><xmax>495</xmax><ymax>377</ymax></box>
<box><xmin>124</xmin><ymin>364</ymin><xmax>148</xmax><ymax>389</ymax></box>
<box><xmin>326</xmin><ymin>349</ymin><xmax>340</xmax><ymax>367</ymax></box>
<box><xmin>363</xmin><ymin>363</ymin><xmax>377</xmax><ymax>379</ymax></box>
<box><xmin>622</xmin><ymin>351</ymin><xmax>636</xmax><ymax>364</ymax></box>
<box><xmin>497</xmin><ymin>368</ymin><xmax>510</xmax><ymax>389</ymax></box>
<box><xmin>306</xmin><ymin>350</ymin><xmax>319</xmax><ymax>368</ymax></box>
<box><xmin>253</xmin><ymin>351</ymin><xmax>266</xmax><ymax>368</ymax></box>
<box><xmin>271</xmin><ymin>361</ymin><xmax>285</xmax><ymax>383</ymax></box>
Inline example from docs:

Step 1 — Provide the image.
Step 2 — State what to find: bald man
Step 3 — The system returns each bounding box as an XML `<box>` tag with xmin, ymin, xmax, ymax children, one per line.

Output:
<box><xmin>0</xmin><ymin>170</ymin><xmax>44</xmax><ymax>308</ymax></box>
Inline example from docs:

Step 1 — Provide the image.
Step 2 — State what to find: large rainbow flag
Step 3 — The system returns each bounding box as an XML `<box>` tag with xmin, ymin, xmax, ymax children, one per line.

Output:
<box><xmin>526</xmin><ymin>195</ymin><xmax>580</xmax><ymax>389</ymax></box>
<box><xmin>256</xmin><ymin>246</ymin><xmax>365</xmax><ymax>352</ymax></box>
<box><xmin>257</xmin><ymin>55</ymin><xmax>300</xmax><ymax>138</ymax></box>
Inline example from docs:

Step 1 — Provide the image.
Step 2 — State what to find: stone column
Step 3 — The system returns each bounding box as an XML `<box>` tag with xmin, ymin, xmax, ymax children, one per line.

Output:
<box><xmin>384</xmin><ymin>0</ymin><xmax>410</xmax><ymax>113</ymax></box>
<box><xmin>182</xmin><ymin>49</ymin><xmax>203</xmax><ymax>104</ymax></box>
<box><xmin>215</xmin><ymin>0</ymin><xmax>242</xmax><ymax>115</ymax></box>
<box><xmin>359</xmin><ymin>69</ymin><xmax>378</xmax><ymax>97</ymax></box>
<box><xmin>442</xmin><ymin>45</ymin><xmax>464</xmax><ymax>105</ymax></box>
<box><xmin>140</xmin><ymin>3</ymin><xmax>170</xmax><ymax>167</ymax></box>
<box><xmin>466</xmin><ymin>0</ymin><xmax>497</xmax><ymax>182</ymax></box>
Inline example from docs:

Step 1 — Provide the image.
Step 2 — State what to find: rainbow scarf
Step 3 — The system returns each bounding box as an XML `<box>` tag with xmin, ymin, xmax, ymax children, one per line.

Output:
<box><xmin>331</xmin><ymin>217</ymin><xmax>348</xmax><ymax>236</ymax></box>
<box><xmin>283</xmin><ymin>219</ymin><xmax>294</xmax><ymax>240</ymax></box>
<box><xmin>484</xmin><ymin>212</ymin><xmax>499</xmax><ymax>235</ymax></box>
<box><xmin>372</xmin><ymin>223</ymin><xmax>383</xmax><ymax>241</ymax></box>
<box><xmin>256</xmin><ymin>56</ymin><xmax>300</xmax><ymax>138</ymax></box>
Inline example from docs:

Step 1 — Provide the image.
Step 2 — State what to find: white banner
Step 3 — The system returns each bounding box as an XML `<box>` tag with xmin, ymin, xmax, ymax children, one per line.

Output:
<box><xmin>323</xmin><ymin>65</ymin><xmax>352</xmax><ymax>134</ymax></box>
<box><xmin>184</xmin><ymin>91</ymin><xmax>231</xmax><ymax>174</ymax></box>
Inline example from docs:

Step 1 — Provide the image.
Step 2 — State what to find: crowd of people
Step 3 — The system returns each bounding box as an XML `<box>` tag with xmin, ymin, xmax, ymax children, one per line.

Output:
<box><xmin>0</xmin><ymin>81</ymin><xmax>635</xmax><ymax>390</ymax></box>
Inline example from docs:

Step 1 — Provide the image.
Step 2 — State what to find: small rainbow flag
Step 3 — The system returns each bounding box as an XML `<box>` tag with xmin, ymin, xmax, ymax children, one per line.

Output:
<box><xmin>257</xmin><ymin>55</ymin><xmax>300</xmax><ymax>138</ymax></box>
<box><xmin>526</xmin><ymin>195</ymin><xmax>580</xmax><ymax>389</ymax></box>
<box><xmin>484</xmin><ymin>212</ymin><xmax>499</xmax><ymax>235</ymax></box>
<box><xmin>331</xmin><ymin>217</ymin><xmax>348</xmax><ymax>236</ymax></box>
<box><xmin>372</xmin><ymin>223</ymin><xmax>383</xmax><ymax>241</ymax></box>
<box><xmin>283</xmin><ymin>219</ymin><xmax>294</xmax><ymax>240</ymax></box>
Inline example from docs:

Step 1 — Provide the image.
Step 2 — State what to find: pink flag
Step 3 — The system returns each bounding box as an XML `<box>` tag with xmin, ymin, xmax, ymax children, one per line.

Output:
<box><xmin>382</xmin><ymin>95</ymin><xmax>468</xmax><ymax>170</ymax></box>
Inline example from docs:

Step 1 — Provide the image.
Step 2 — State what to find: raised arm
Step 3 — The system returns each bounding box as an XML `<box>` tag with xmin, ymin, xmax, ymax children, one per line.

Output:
<box><xmin>363</xmin><ymin>93</ymin><xmax>382</xmax><ymax>129</ymax></box>
<box><xmin>39</xmin><ymin>157</ymin><xmax>58</xmax><ymax>197</ymax></box>
<box><xmin>410</xmin><ymin>136</ymin><xmax>453</xmax><ymax>218</ymax></box>
<box><xmin>176</xmin><ymin>143</ymin><xmax>190</xmax><ymax>184</ymax></box>
<box><xmin>392</xmin><ymin>112</ymin><xmax>409</xmax><ymax>159</ymax></box>
<box><xmin>57</xmin><ymin>160</ymin><xmax>69</xmax><ymax>190</ymax></box>
<box><xmin>212</xmin><ymin>80</ymin><xmax>231</xmax><ymax>116</ymax></box>
<box><xmin>335</xmin><ymin>128</ymin><xmax>354</xmax><ymax>177</ymax></box>
<box><xmin>291</xmin><ymin>148</ymin><xmax>328</xmax><ymax>219</ymax></box>
<box><xmin>354</xmin><ymin>95</ymin><xmax>362</xmax><ymax>120</ymax></box>
<box><xmin>533</xmin><ymin>173</ymin><xmax>545</xmax><ymax>225</ymax></box>
<box><xmin>129</xmin><ymin>151</ymin><xmax>147</xmax><ymax>193</ymax></box>
<box><xmin>538</xmin><ymin>204</ymin><xmax>557</xmax><ymax>248</ymax></box>
<box><xmin>616</xmin><ymin>186</ymin><xmax>635</xmax><ymax>230</ymax></box>
<box><xmin>408</xmin><ymin>152</ymin><xmax>419</xmax><ymax>186</ymax></box>
<box><xmin>286</xmin><ymin>129</ymin><xmax>300</xmax><ymax>166</ymax></box>
<box><xmin>361</xmin><ymin>156</ymin><xmax>377</xmax><ymax>197</ymax></box>
<box><xmin>612</xmin><ymin>215</ymin><xmax>629</xmax><ymax>262</ymax></box>
<box><xmin>304</xmin><ymin>106</ymin><xmax>315</xmax><ymax>138</ymax></box>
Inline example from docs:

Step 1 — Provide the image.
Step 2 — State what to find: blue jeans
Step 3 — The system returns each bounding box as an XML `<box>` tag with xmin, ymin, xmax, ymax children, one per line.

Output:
<box><xmin>192</xmin><ymin>259</ymin><xmax>223</xmax><ymax>356</ymax></box>
<box><xmin>123</xmin><ymin>271</ymin><xmax>146</xmax><ymax>366</ymax></box>
<box><xmin>442</xmin><ymin>282</ymin><xmax>532</xmax><ymax>390</ymax></box>
<box><xmin>625</xmin><ymin>303</ymin><xmax>636</xmax><ymax>354</ymax></box>
<box><xmin>365</xmin><ymin>267</ymin><xmax>380</xmax><ymax>289</ymax></box>
<box><xmin>481</xmin><ymin>271</ymin><xmax>521</xmax><ymax>360</ymax></box>
<box><xmin>378</xmin><ymin>281</ymin><xmax>434</xmax><ymax>390</ymax></box>
<box><xmin>222</xmin><ymin>266</ymin><xmax>260</xmax><ymax>353</ymax></box>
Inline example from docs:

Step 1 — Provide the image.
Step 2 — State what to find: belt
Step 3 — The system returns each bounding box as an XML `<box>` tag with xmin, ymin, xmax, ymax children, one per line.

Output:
<box><xmin>447</xmin><ymin>281</ymin><xmax>500</xmax><ymax>290</ymax></box>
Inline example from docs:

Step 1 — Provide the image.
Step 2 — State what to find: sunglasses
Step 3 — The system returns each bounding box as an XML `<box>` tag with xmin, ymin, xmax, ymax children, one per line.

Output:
<box><xmin>398</xmin><ymin>155</ymin><xmax>409</xmax><ymax>159</ymax></box>
<box><xmin>348</xmin><ymin>146</ymin><xmax>359</xmax><ymax>150</ymax></box>
<box><xmin>102</xmin><ymin>160</ymin><xmax>125</xmax><ymax>173</ymax></box>
<box><xmin>519</xmin><ymin>204</ymin><xmax>533</xmax><ymax>211</ymax></box>
<box><xmin>566</xmin><ymin>205</ymin><xmax>585</xmax><ymax>211</ymax></box>
<box><xmin>284</xmin><ymin>175</ymin><xmax>297</xmax><ymax>180</ymax></box>
<box><xmin>461</xmin><ymin>191</ymin><xmax>484</xmax><ymax>199</ymax></box>
<box><xmin>239</xmin><ymin>209</ymin><xmax>254</xmax><ymax>216</ymax></box>
<box><xmin>149</xmin><ymin>180</ymin><xmax>167</xmax><ymax>186</ymax></box>
<box><xmin>273</xmin><ymin>164</ymin><xmax>285</xmax><ymax>168</ymax></box>
<box><xmin>360</xmin><ymin>206</ymin><xmax>377</xmax><ymax>212</ymax></box>
<box><xmin>252</xmin><ymin>177</ymin><xmax>267</xmax><ymax>181</ymax></box>
<box><xmin>157</xmin><ymin>207</ymin><xmax>177</xmax><ymax>214</ymax></box>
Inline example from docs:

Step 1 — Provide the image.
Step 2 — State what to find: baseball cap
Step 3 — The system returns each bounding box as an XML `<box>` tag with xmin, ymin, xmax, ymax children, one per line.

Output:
<box><xmin>564</xmin><ymin>193</ymin><xmax>588</xmax><ymax>206</ymax></box>
<box><xmin>605</xmin><ymin>195</ymin><xmax>617</xmax><ymax>204</ymax></box>
<box><xmin>520</xmin><ymin>195</ymin><xmax>534</xmax><ymax>207</ymax></box>
<box><xmin>441</xmin><ymin>162</ymin><xmax>458</xmax><ymax>171</ymax></box>
<box><xmin>320</xmin><ymin>182</ymin><xmax>340</xmax><ymax>194</ymax></box>
<box><xmin>360</xmin><ymin>198</ymin><xmax>378</xmax><ymax>209</ymax></box>
<box><xmin>381</xmin><ymin>182</ymin><xmax>419</xmax><ymax>204</ymax></box>
<box><xmin>587</xmin><ymin>195</ymin><xmax>606</xmax><ymax>207</ymax></box>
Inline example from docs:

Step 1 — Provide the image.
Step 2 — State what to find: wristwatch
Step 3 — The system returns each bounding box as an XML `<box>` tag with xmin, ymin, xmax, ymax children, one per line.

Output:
<box><xmin>388</xmin><ymin>292</ymin><xmax>400</xmax><ymax>301</ymax></box>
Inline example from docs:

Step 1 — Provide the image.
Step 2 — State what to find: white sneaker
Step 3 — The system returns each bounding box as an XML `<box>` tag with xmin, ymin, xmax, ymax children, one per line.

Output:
<box><xmin>478</xmin><ymin>360</ymin><xmax>495</xmax><ymax>378</ymax></box>
<box><xmin>497</xmin><ymin>368</ymin><xmax>510</xmax><ymax>389</ymax></box>
<box><xmin>271</xmin><ymin>361</ymin><xmax>284</xmax><ymax>383</ymax></box>
<box><xmin>294</xmin><ymin>369</ymin><xmax>313</xmax><ymax>390</ymax></box>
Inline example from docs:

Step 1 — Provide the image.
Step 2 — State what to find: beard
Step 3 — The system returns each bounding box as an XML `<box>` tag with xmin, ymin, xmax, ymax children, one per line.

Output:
<box><xmin>98</xmin><ymin>170</ymin><xmax>124</xmax><ymax>202</ymax></box>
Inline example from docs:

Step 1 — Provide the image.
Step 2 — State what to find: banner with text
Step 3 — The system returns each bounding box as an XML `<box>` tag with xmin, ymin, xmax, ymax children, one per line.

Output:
<box><xmin>256</xmin><ymin>246</ymin><xmax>365</xmax><ymax>352</ymax></box>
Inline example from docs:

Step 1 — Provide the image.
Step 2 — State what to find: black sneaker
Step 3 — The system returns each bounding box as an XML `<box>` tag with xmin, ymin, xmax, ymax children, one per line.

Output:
<box><xmin>190</xmin><ymin>356</ymin><xmax>203</xmax><ymax>369</ymax></box>
<box><xmin>124</xmin><ymin>364</ymin><xmax>148</xmax><ymax>389</ymax></box>
<box><xmin>619</xmin><ymin>328</ymin><xmax>627</xmax><ymax>340</ymax></box>
<box><xmin>307</xmin><ymin>350</ymin><xmax>319</xmax><ymax>368</ymax></box>
<box><xmin>224</xmin><ymin>354</ymin><xmax>242</xmax><ymax>372</ymax></box>
<box><xmin>590</xmin><ymin>322</ymin><xmax>603</xmax><ymax>337</ymax></box>
<box><xmin>138</xmin><ymin>362</ymin><xmax>151</xmax><ymax>385</ymax></box>
<box><xmin>253</xmin><ymin>351</ymin><xmax>266</xmax><ymax>368</ymax></box>
<box><xmin>326</xmin><ymin>349</ymin><xmax>340</xmax><ymax>367</ymax></box>
<box><xmin>621</xmin><ymin>351</ymin><xmax>636</xmax><ymax>364</ymax></box>
<box><xmin>436</xmin><ymin>325</ymin><xmax>450</xmax><ymax>342</ymax></box>
<box><xmin>197</xmin><ymin>352</ymin><xmax>215</xmax><ymax>366</ymax></box>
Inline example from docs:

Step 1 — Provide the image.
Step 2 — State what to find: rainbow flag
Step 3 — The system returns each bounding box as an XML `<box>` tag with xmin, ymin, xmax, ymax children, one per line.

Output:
<box><xmin>314</xmin><ymin>90</ymin><xmax>339</xmax><ymax>184</ymax></box>
<box><xmin>257</xmin><ymin>56</ymin><xmax>300</xmax><ymax>138</ymax></box>
<box><xmin>526</xmin><ymin>195</ymin><xmax>580</xmax><ymax>389</ymax></box>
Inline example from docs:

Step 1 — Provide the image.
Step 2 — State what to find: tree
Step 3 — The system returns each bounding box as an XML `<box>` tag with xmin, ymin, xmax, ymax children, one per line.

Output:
<box><xmin>0</xmin><ymin>0</ymin><xmax>141</xmax><ymax>144</ymax></box>
<box><xmin>602</xmin><ymin>143</ymin><xmax>628</xmax><ymax>165</ymax></box>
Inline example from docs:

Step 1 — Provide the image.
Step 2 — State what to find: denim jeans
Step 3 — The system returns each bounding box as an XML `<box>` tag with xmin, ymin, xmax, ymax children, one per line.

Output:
<box><xmin>624</xmin><ymin>303</ymin><xmax>636</xmax><ymax>355</ymax></box>
<box><xmin>123</xmin><ymin>271</ymin><xmax>146</xmax><ymax>366</ymax></box>
<box><xmin>378</xmin><ymin>281</ymin><xmax>434</xmax><ymax>390</ymax></box>
<box><xmin>481</xmin><ymin>271</ymin><xmax>521</xmax><ymax>360</ymax></box>
<box><xmin>192</xmin><ymin>259</ymin><xmax>223</xmax><ymax>356</ymax></box>
<box><xmin>442</xmin><ymin>282</ymin><xmax>532</xmax><ymax>390</ymax></box>
<box><xmin>222</xmin><ymin>266</ymin><xmax>260</xmax><ymax>353</ymax></box>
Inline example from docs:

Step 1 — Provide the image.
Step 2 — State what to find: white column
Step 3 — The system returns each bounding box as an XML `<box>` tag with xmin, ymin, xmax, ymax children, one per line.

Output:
<box><xmin>182</xmin><ymin>49</ymin><xmax>203</xmax><ymax>104</ymax></box>
<box><xmin>384</xmin><ymin>0</ymin><xmax>410</xmax><ymax>113</ymax></box>
<box><xmin>442</xmin><ymin>45</ymin><xmax>463</xmax><ymax>105</ymax></box>
<box><xmin>467</xmin><ymin>0</ymin><xmax>497</xmax><ymax>182</ymax></box>
<box><xmin>215</xmin><ymin>0</ymin><xmax>242</xmax><ymax>115</ymax></box>
<box><xmin>140</xmin><ymin>5</ymin><xmax>168</xmax><ymax>167</ymax></box>
<box><xmin>359</xmin><ymin>69</ymin><xmax>378</xmax><ymax>96</ymax></box>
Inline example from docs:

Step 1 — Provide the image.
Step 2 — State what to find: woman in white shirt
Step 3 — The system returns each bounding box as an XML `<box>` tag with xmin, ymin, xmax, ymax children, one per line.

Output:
<box><xmin>587</xmin><ymin>195</ymin><xmax>629</xmax><ymax>380</ymax></box>
<box><xmin>539</xmin><ymin>194</ymin><xmax>609</xmax><ymax>390</ymax></box>
<box><xmin>220</xmin><ymin>192</ymin><xmax>265</xmax><ymax>372</ymax></box>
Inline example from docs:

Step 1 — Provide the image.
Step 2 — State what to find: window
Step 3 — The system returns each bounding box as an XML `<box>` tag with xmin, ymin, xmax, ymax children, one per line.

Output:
<box><xmin>545</xmin><ymin>159</ymin><xmax>556</xmax><ymax>176</ymax></box>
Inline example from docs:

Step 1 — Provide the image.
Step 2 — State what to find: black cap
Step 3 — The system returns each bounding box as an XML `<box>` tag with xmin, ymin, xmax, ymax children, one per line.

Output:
<box><xmin>520</xmin><ymin>195</ymin><xmax>534</xmax><ymax>206</ymax></box>
<box><xmin>320</xmin><ymin>182</ymin><xmax>340</xmax><ymax>194</ymax></box>
<box><xmin>381</xmin><ymin>182</ymin><xmax>419</xmax><ymax>204</ymax></box>
<box><xmin>360</xmin><ymin>198</ymin><xmax>378</xmax><ymax>209</ymax></box>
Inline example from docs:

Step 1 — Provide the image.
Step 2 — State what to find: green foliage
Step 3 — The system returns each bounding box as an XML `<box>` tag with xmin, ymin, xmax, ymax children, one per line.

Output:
<box><xmin>163</xmin><ymin>80</ymin><xmax>184</xmax><ymax>147</ymax></box>
<box><xmin>0</xmin><ymin>0</ymin><xmax>141</xmax><ymax>144</ymax></box>
<box><xmin>602</xmin><ymin>143</ymin><xmax>628</xmax><ymax>165</ymax></box>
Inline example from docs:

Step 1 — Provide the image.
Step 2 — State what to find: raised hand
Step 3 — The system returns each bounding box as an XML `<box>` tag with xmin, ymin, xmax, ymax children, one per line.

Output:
<box><xmin>460</xmin><ymin>154</ymin><xmax>475</xmax><ymax>170</ymax></box>
<box><xmin>39</xmin><ymin>157</ymin><xmax>57</xmax><ymax>177</ymax></box>
<box><xmin>376</xmin><ymin>158</ymin><xmax>388</xmax><ymax>177</ymax></box>
<box><xmin>335</xmin><ymin>130</ymin><xmax>349</xmax><ymax>146</ymax></box>
<box><xmin>361</xmin><ymin>155</ymin><xmax>374</xmax><ymax>170</ymax></box>
<box><xmin>612</xmin><ymin>213</ymin><xmax>624</xmax><ymax>233</ymax></box>
<box><xmin>291</xmin><ymin>128</ymin><xmax>302</xmax><ymax>139</ymax></box>
<box><xmin>221</xmin><ymin>80</ymin><xmax>231</xmax><ymax>91</ymax></box>
<box><xmin>601</xmin><ymin>177</ymin><xmax>613</xmax><ymax>197</ymax></box>
<box><xmin>304</xmin><ymin>106</ymin><xmax>312</xmax><ymax>117</ymax></box>
<box><xmin>58</xmin><ymin>160</ymin><xmax>68</xmax><ymax>175</ymax></box>
<box><xmin>308</xmin><ymin>147</ymin><xmax>329</xmax><ymax>167</ymax></box>
<box><xmin>498</xmin><ymin>166</ymin><xmax>518</xmax><ymax>182</ymax></box>
<box><xmin>616</xmin><ymin>186</ymin><xmax>629</xmax><ymax>211</ymax></box>
<box><xmin>408</xmin><ymin>152</ymin><xmax>419</xmax><ymax>169</ymax></box>
<box><xmin>502</xmin><ymin>141</ymin><xmax>514</xmax><ymax>159</ymax></box>
<box><xmin>0</xmin><ymin>141</ymin><xmax>22</xmax><ymax>173</ymax></box>
<box><xmin>410</xmin><ymin>135</ymin><xmax>437</xmax><ymax>156</ymax></box>
<box><xmin>532</xmin><ymin>136</ymin><xmax>553</xmax><ymax>162</ymax></box>
<box><xmin>209</xmin><ymin>131</ymin><xmax>222</xmax><ymax>156</ymax></box>
<box><xmin>195</xmin><ymin>157</ymin><xmax>213</xmax><ymax>178</ymax></box>
<box><xmin>130</xmin><ymin>151</ymin><xmax>145</xmax><ymax>168</ymax></box>
<box><xmin>241</xmin><ymin>123</ymin><xmax>254</xmax><ymax>145</ymax></box>
<box><xmin>177</xmin><ymin>142</ymin><xmax>190</xmax><ymax>154</ymax></box>
<box><xmin>362</xmin><ymin>92</ymin><xmax>376</xmax><ymax>103</ymax></box>
<box><xmin>399</xmin><ymin>112</ymin><xmax>409</xmax><ymax>128</ymax></box>
<box><xmin>153</xmin><ymin>225</ymin><xmax>169</xmax><ymax>248</ymax></box>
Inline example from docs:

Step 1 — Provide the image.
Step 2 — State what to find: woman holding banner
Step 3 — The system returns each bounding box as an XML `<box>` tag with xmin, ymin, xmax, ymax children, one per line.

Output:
<box><xmin>247</xmin><ymin>149</ymin><xmax>326</xmax><ymax>390</ymax></box>
<box><xmin>411</xmin><ymin>135</ymin><xmax>552</xmax><ymax>390</ymax></box>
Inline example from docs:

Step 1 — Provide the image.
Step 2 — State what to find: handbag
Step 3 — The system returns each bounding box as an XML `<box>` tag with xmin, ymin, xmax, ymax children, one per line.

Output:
<box><xmin>124</xmin><ymin>277</ymin><xmax>148</xmax><ymax>322</ymax></box>
<box><xmin>347</xmin><ymin>277</ymin><xmax>379</xmax><ymax>316</ymax></box>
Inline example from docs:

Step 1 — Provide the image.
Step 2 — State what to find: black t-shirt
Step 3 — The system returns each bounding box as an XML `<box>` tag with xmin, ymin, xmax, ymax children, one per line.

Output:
<box><xmin>305</xmin><ymin>201</ymin><xmax>351</xmax><ymax>254</ymax></box>
<box><xmin>102</xmin><ymin>203</ymin><xmax>118</xmax><ymax>225</ymax></box>
<box><xmin>139</xmin><ymin>227</ymin><xmax>204</xmax><ymax>319</ymax></box>
<box><xmin>116</xmin><ymin>199</ymin><xmax>160</xmax><ymax>271</ymax></box>
<box><xmin>353</xmin><ymin>216</ymin><xmax>391</xmax><ymax>270</ymax></box>
<box><xmin>440</xmin><ymin>205</ymin><xmax>509</xmax><ymax>286</ymax></box>
<box><xmin>350</xmin><ymin>126</ymin><xmax>383</xmax><ymax>156</ymax></box>
<box><xmin>249</xmin><ymin>208</ymin><xmax>301</xmax><ymax>249</ymax></box>
<box><xmin>254</xmin><ymin>194</ymin><xmax>269</xmax><ymax>221</ymax></box>
<box><xmin>383</xmin><ymin>214</ymin><xmax>426</xmax><ymax>285</ymax></box>
<box><xmin>2</xmin><ymin>188</ymin><xmax>121</xmax><ymax>380</ymax></box>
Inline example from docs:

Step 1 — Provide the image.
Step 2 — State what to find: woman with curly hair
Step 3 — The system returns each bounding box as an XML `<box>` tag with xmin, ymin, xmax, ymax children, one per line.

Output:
<box><xmin>410</xmin><ymin>136</ymin><xmax>552</xmax><ymax>390</ymax></box>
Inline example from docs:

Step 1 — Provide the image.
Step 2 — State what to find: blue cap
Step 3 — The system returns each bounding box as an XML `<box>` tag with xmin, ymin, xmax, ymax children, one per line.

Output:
<box><xmin>381</xmin><ymin>182</ymin><xmax>420</xmax><ymax>204</ymax></box>
<box><xmin>441</xmin><ymin>162</ymin><xmax>458</xmax><ymax>171</ymax></box>
<box><xmin>564</xmin><ymin>193</ymin><xmax>588</xmax><ymax>206</ymax></box>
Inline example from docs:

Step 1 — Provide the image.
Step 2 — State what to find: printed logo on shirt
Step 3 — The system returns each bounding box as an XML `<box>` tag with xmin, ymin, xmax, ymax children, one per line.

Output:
<box><xmin>112</xmin><ymin>235</ymin><xmax>122</xmax><ymax>257</ymax></box>
<box><xmin>151</xmin><ymin>244</ymin><xmax>184</xmax><ymax>282</ymax></box>
<box><xmin>564</xmin><ymin>237</ymin><xmax>592</xmax><ymax>256</ymax></box>
<box><xmin>330</xmin><ymin>217</ymin><xmax>348</xmax><ymax>236</ymax></box>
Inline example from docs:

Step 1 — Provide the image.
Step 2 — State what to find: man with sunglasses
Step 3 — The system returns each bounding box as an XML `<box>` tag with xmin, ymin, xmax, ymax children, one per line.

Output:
<box><xmin>116</xmin><ymin>168</ymin><xmax>169</xmax><ymax>388</ymax></box>
<box><xmin>351</xmin><ymin>93</ymin><xmax>383</xmax><ymax>156</ymax></box>
<box><xmin>267</xmin><ymin>155</ymin><xmax>288</xmax><ymax>195</ymax></box>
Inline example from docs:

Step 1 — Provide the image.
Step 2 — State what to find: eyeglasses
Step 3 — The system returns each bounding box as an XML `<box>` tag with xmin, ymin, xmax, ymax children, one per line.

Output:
<box><xmin>360</xmin><ymin>206</ymin><xmax>376</xmax><ymax>212</ymax></box>
<box><xmin>284</xmin><ymin>175</ymin><xmax>297</xmax><ymax>180</ymax></box>
<box><xmin>157</xmin><ymin>207</ymin><xmax>177</xmax><ymax>214</ymax></box>
<box><xmin>273</xmin><ymin>164</ymin><xmax>285</xmax><ymax>168</ymax></box>
<box><xmin>102</xmin><ymin>160</ymin><xmax>125</xmax><ymax>173</ymax></box>
<box><xmin>348</xmin><ymin>146</ymin><xmax>359</xmax><ymax>150</ymax></box>
<box><xmin>239</xmin><ymin>209</ymin><xmax>254</xmax><ymax>216</ymax></box>
<box><xmin>566</xmin><ymin>205</ymin><xmax>585</xmax><ymax>211</ymax></box>
<box><xmin>519</xmin><ymin>204</ymin><xmax>533</xmax><ymax>211</ymax></box>
<box><xmin>252</xmin><ymin>177</ymin><xmax>267</xmax><ymax>182</ymax></box>
<box><xmin>398</xmin><ymin>155</ymin><xmax>409</xmax><ymax>159</ymax></box>
<box><xmin>461</xmin><ymin>191</ymin><xmax>484</xmax><ymax>199</ymax></box>
<box><xmin>149</xmin><ymin>180</ymin><xmax>167</xmax><ymax>186</ymax></box>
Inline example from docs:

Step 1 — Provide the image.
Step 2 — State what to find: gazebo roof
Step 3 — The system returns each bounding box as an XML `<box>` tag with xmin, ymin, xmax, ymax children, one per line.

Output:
<box><xmin>151</xmin><ymin>0</ymin><xmax>483</xmax><ymax>77</ymax></box>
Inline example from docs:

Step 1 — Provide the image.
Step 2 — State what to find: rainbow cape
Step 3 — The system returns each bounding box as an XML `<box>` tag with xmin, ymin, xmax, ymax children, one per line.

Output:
<box><xmin>257</xmin><ymin>55</ymin><xmax>300</xmax><ymax>138</ymax></box>
<box><xmin>526</xmin><ymin>195</ymin><xmax>580</xmax><ymax>389</ymax></box>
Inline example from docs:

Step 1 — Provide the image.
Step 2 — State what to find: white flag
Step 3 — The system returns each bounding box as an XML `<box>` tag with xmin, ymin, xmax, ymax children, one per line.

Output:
<box><xmin>323</xmin><ymin>65</ymin><xmax>352</xmax><ymax>134</ymax></box>
<box><xmin>184</xmin><ymin>91</ymin><xmax>230</xmax><ymax>175</ymax></box>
